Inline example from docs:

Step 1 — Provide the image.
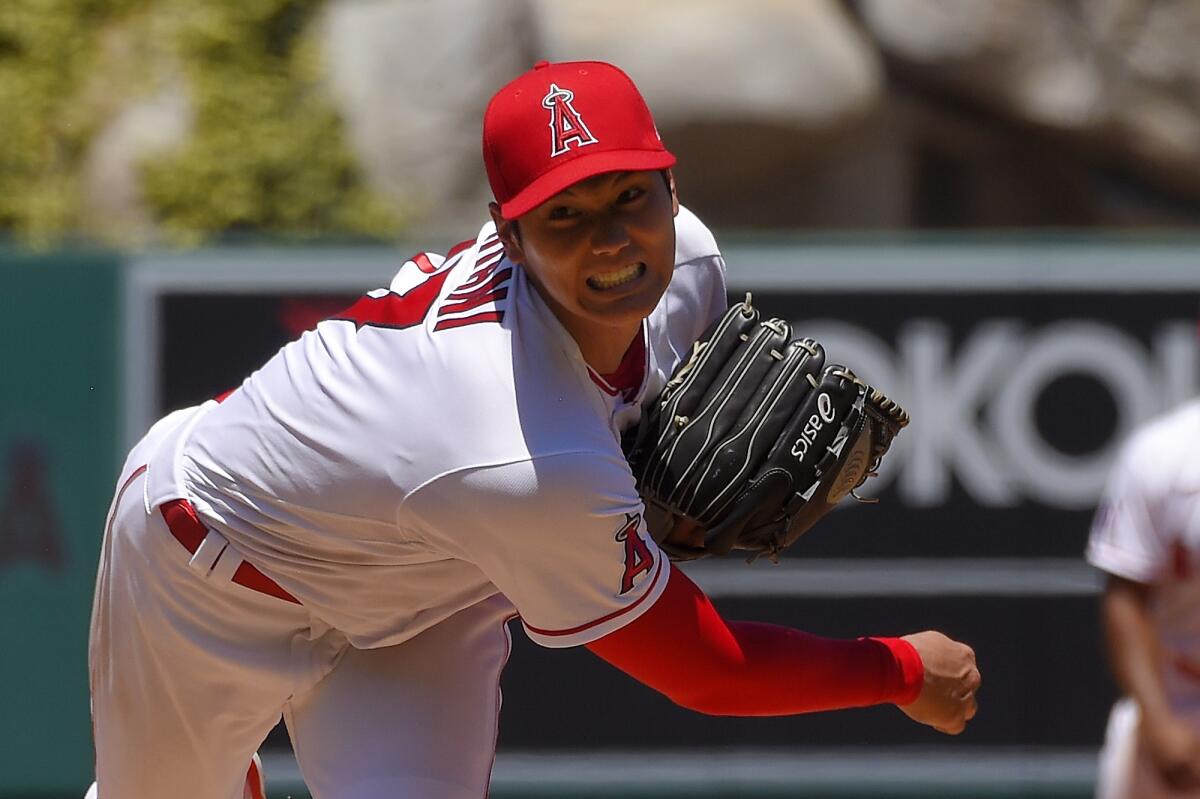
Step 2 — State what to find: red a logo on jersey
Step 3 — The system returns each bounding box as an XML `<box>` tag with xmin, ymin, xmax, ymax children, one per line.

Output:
<box><xmin>1171</xmin><ymin>540</ymin><xmax>1192</xmax><ymax>581</ymax></box>
<box><xmin>542</xmin><ymin>83</ymin><xmax>598</xmax><ymax>157</ymax></box>
<box><xmin>615</xmin><ymin>513</ymin><xmax>653</xmax><ymax>595</ymax></box>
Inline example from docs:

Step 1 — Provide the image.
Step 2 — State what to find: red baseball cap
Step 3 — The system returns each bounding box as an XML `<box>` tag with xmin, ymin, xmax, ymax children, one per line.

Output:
<box><xmin>483</xmin><ymin>60</ymin><xmax>676</xmax><ymax>219</ymax></box>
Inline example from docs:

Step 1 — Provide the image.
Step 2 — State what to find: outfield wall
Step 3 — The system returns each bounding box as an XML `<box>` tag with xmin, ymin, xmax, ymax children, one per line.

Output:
<box><xmin>0</xmin><ymin>253</ymin><xmax>121</xmax><ymax>793</ymax></box>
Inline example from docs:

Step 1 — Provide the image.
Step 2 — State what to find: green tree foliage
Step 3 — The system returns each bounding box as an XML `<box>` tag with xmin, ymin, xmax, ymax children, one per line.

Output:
<box><xmin>0</xmin><ymin>0</ymin><xmax>143</xmax><ymax>245</ymax></box>
<box><xmin>141</xmin><ymin>0</ymin><xmax>399</xmax><ymax>244</ymax></box>
<box><xmin>0</xmin><ymin>0</ymin><xmax>400</xmax><ymax>247</ymax></box>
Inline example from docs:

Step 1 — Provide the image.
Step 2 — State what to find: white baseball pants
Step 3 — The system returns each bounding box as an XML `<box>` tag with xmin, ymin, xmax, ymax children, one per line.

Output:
<box><xmin>90</xmin><ymin>445</ymin><xmax>514</xmax><ymax>798</ymax></box>
<box><xmin>1095</xmin><ymin>697</ymin><xmax>1200</xmax><ymax>799</ymax></box>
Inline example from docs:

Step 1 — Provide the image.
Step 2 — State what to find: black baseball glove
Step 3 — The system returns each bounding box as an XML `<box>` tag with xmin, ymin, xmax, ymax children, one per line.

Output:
<box><xmin>626</xmin><ymin>295</ymin><xmax>909</xmax><ymax>561</ymax></box>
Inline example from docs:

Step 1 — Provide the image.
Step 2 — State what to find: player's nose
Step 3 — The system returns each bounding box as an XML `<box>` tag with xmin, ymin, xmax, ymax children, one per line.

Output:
<box><xmin>590</xmin><ymin>216</ymin><xmax>632</xmax><ymax>256</ymax></box>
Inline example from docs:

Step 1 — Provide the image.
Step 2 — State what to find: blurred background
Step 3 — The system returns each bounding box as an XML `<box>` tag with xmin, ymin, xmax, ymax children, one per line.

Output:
<box><xmin>2</xmin><ymin>0</ymin><xmax>1199</xmax><ymax>797</ymax></box>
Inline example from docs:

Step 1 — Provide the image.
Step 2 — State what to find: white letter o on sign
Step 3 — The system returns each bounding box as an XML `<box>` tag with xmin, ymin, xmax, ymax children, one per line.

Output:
<box><xmin>993</xmin><ymin>321</ymin><xmax>1154</xmax><ymax>509</ymax></box>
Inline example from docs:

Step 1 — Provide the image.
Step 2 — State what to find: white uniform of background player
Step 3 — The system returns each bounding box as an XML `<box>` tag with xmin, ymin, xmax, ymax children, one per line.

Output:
<box><xmin>1088</xmin><ymin>399</ymin><xmax>1200</xmax><ymax>799</ymax></box>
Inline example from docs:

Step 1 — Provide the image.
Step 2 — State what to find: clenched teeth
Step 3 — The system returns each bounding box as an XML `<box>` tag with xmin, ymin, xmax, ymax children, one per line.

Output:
<box><xmin>588</xmin><ymin>263</ymin><xmax>645</xmax><ymax>290</ymax></box>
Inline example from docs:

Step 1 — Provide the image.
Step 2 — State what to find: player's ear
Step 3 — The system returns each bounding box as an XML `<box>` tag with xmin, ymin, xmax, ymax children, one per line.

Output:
<box><xmin>489</xmin><ymin>202</ymin><xmax>525</xmax><ymax>265</ymax></box>
<box><xmin>664</xmin><ymin>169</ymin><xmax>679</xmax><ymax>217</ymax></box>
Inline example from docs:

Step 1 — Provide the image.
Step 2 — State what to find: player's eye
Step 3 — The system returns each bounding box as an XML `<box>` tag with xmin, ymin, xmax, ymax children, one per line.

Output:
<box><xmin>617</xmin><ymin>186</ymin><xmax>646</xmax><ymax>204</ymax></box>
<box><xmin>547</xmin><ymin>205</ymin><xmax>581</xmax><ymax>221</ymax></box>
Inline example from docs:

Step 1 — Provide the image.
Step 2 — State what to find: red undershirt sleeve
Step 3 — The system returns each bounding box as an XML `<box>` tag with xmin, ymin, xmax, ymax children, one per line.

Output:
<box><xmin>585</xmin><ymin>565</ymin><xmax>924</xmax><ymax>716</ymax></box>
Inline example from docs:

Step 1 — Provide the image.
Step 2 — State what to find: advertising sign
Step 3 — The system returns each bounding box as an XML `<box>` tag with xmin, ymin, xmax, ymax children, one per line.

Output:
<box><xmin>127</xmin><ymin>240</ymin><xmax>1198</xmax><ymax>755</ymax></box>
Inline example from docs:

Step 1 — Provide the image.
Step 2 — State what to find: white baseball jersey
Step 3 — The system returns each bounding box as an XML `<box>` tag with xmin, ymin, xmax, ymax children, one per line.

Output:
<box><xmin>141</xmin><ymin>206</ymin><xmax>727</xmax><ymax>650</ymax></box>
<box><xmin>1087</xmin><ymin>399</ymin><xmax>1200</xmax><ymax>706</ymax></box>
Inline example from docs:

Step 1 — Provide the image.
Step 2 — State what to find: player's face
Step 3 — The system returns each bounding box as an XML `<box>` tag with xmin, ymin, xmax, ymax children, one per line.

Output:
<box><xmin>492</xmin><ymin>170</ymin><xmax>679</xmax><ymax>369</ymax></box>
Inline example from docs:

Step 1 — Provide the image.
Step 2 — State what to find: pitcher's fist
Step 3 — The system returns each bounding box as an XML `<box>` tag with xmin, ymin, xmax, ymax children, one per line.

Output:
<box><xmin>898</xmin><ymin>631</ymin><xmax>980</xmax><ymax>735</ymax></box>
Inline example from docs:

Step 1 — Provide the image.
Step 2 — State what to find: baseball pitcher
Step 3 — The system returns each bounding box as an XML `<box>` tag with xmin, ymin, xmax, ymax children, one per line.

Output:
<box><xmin>87</xmin><ymin>60</ymin><xmax>980</xmax><ymax>798</ymax></box>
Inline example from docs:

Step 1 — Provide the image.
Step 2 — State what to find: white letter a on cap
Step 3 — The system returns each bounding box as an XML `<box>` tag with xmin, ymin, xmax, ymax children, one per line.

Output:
<box><xmin>543</xmin><ymin>83</ymin><xmax>598</xmax><ymax>157</ymax></box>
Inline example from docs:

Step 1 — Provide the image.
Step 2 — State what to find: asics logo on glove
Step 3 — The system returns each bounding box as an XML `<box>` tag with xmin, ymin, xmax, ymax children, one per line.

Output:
<box><xmin>790</xmin><ymin>393</ymin><xmax>837</xmax><ymax>462</ymax></box>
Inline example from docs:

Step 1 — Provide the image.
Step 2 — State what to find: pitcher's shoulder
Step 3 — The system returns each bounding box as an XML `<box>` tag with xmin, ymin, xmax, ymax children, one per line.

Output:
<box><xmin>673</xmin><ymin>205</ymin><xmax>722</xmax><ymax>266</ymax></box>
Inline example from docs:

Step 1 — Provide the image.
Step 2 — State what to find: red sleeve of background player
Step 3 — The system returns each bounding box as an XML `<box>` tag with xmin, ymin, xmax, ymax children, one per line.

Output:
<box><xmin>585</xmin><ymin>566</ymin><xmax>924</xmax><ymax>716</ymax></box>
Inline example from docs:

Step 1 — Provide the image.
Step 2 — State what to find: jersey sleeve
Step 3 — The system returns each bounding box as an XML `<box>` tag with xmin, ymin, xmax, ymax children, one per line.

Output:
<box><xmin>586</xmin><ymin>566</ymin><xmax>925</xmax><ymax>715</ymax></box>
<box><xmin>673</xmin><ymin>205</ymin><xmax>729</xmax><ymax>331</ymax></box>
<box><xmin>649</xmin><ymin>206</ymin><xmax>729</xmax><ymax>381</ymax></box>
<box><xmin>673</xmin><ymin>252</ymin><xmax>728</xmax><ymax>333</ymax></box>
<box><xmin>1086</xmin><ymin>436</ymin><xmax>1170</xmax><ymax>584</ymax></box>
<box><xmin>401</xmin><ymin>451</ymin><xmax>671</xmax><ymax>648</ymax></box>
